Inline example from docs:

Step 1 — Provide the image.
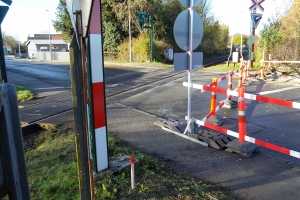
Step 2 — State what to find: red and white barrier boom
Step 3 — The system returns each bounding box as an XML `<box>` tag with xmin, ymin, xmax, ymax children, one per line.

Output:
<box><xmin>184</xmin><ymin>82</ymin><xmax>300</xmax><ymax>159</ymax></box>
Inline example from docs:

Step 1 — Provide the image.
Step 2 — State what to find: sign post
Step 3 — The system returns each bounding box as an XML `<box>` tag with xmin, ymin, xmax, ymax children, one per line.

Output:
<box><xmin>248</xmin><ymin>0</ymin><xmax>264</xmax><ymax>68</ymax></box>
<box><xmin>136</xmin><ymin>9</ymin><xmax>153</xmax><ymax>61</ymax></box>
<box><xmin>66</xmin><ymin>0</ymin><xmax>108</xmax><ymax>199</ymax></box>
<box><xmin>173</xmin><ymin>0</ymin><xmax>204</xmax><ymax>133</ymax></box>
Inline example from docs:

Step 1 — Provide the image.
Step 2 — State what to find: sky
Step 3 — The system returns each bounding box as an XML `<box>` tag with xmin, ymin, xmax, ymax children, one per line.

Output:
<box><xmin>0</xmin><ymin>0</ymin><xmax>293</xmax><ymax>43</ymax></box>
<box><xmin>1</xmin><ymin>0</ymin><xmax>60</xmax><ymax>42</ymax></box>
<box><xmin>210</xmin><ymin>0</ymin><xmax>292</xmax><ymax>35</ymax></box>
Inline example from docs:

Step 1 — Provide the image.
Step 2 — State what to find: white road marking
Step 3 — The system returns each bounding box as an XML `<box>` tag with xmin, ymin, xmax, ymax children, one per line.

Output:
<box><xmin>256</xmin><ymin>87</ymin><xmax>299</xmax><ymax>95</ymax></box>
<box><xmin>39</xmin><ymin>74</ymin><xmax>69</xmax><ymax>77</ymax></box>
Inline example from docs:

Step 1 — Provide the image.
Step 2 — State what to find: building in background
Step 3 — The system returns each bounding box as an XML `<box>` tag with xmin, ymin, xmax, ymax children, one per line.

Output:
<box><xmin>26</xmin><ymin>34</ymin><xmax>70</xmax><ymax>61</ymax></box>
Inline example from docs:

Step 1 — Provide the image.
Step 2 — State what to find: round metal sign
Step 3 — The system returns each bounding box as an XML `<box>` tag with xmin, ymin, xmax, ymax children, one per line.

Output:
<box><xmin>173</xmin><ymin>10</ymin><xmax>204</xmax><ymax>51</ymax></box>
<box><xmin>179</xmin><ymin>0</ymin><xmax>202</xmax><ymax>7</ymax></box>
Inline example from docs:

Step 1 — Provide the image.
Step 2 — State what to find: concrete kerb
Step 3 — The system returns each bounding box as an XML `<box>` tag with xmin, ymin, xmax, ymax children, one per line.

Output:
<box><xmin>25</xmin><ymin>58</ymin><xmax>70</xmax><ymax>64</ymax></box>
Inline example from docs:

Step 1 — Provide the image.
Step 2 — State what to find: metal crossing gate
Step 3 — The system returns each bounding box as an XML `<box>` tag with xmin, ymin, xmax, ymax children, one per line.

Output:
<box><xmin>0</xmin><ymin>84</ymin><xmax>30</xmax><ymax>199</ymax></box>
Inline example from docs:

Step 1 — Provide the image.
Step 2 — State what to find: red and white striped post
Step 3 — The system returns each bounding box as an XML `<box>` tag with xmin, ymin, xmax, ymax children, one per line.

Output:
<box><xmin>210</xmin><ymin>78</ymin><xmax>218</xmax><ymax>116</ymax></box>
<box><xmin>238</xmin><ymin>87</ymin><xmax>246</xmax><ymax>142</ymax></box>
<box><xmin>87</xmin><ymin>0</ymin><xmax>108</xmax><ymax>173</ymax></box>
<box><xmin>250</xmin><ymin>23</ymin><xmax>255</xmax><ymax>68</ymax></box>
<box><xmin>249</xmin><ymin>0</ymin><xmax>265</xmax><ymax>68</ymax></box>
<box><xmin>130</xmin><ymin>156</ymin><xmax>135</xmax><ymax>189</ymax></box>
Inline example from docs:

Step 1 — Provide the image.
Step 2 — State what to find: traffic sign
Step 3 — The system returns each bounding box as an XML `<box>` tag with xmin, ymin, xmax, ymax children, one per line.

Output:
<box><xmin>66</xmin><ymin>0</ymin><xmax>93</xmax><ymax>38</ymax></box>
<box><xmin>174</xmin><ymin>52</ymin><xmax>203</xmax><ymax>71</ymax></box>
<box><xmin>136</xmin><ymin>10</ymin><xmax>147</xmax><ymax>30</ymax></box>
<box><xmin>173</xmin><ymin>10</ymin><xmax>203</xmax><ymax>51</ymax></box>
<box><xmin>251</xmin><ymin>13</ymin><xmax>262</xmax><ymax>29</ymax></box>
<box><xmin>0</xmin><ymin>0</ymin><xmax>12</xmax><ymax>6</ymax></box>
<box><xmin>249</xmin><ymin>0</ymin><xmax>265</xmax><ymax>12</ymax></box>
<box><xmin>0</xmin><ymin>6</ymin><xmax>8</xmax><ymax>24</ymax></box>
<box><xmin>179</xmin><ymin>0</ymin><xmax>202</xmax><ymax>7</ymax></box>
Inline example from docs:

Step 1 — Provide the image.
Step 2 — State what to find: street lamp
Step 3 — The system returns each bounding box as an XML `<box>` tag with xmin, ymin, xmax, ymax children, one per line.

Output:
<box><xmin>18</xmin><ymin>41</ymin><xmax>21</xmax><ymax>57</ymax></box>
<box><xmin>46</xmin><ymin>10</ymin><xmax>51</xmax><ymax>60</ymax></box>
<box><xmin>16</xmin><ymin>28</ymin><xmax>22</xmax><ymax>58</ymax></box>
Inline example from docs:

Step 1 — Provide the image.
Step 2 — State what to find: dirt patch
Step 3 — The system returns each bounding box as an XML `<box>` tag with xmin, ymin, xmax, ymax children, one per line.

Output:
<box><xmin>23</xmin><ymin>122</ymin><xmax>75</xmax><ymax>151</ymax></box>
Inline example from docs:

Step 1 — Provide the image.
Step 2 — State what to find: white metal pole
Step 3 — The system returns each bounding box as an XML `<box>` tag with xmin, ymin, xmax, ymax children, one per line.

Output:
<box><xmin>240</xmin><ymin>33</ymin><xmax>243</xmax><ymax>59</ymax></box>
<box><xmin>46</xmin><ymin>10</ymin><xmax>51</xmax><ymax>60</ymax></box>
<box><xmin>130</xmin><ymin>156</ymin><xmax>135</xmax><ymax>189</ymax></box>
<box><xmin>187</xmin><ymin>0</ymin><xmax>194</xmax><ymax>133</ymax></box>
<box><xmin>16</xmin><ymin>28</ymin><xmax>22</xmax><ymax>58</ymax></box>
<box><xmin>128</xmin><ymin>0</ymin><xmax>132</xmax><ymax>62</ymax></box>
<box><xmin>18</xmin><ymin>42</ymin><xmax>21</xmax><ymax>57</ymax></box>
<box><xmin>227</xmin><ymin>34</ymin><xmax>233</xmax><ymax>65</ymax></box>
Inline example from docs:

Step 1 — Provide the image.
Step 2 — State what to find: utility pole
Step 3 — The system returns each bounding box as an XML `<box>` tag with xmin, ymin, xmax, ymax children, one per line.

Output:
<box><xmin>128</xmin><ymin>0</ymin><xmax>132</xmax><ymax>62</ymax></box>
<box><xmin>46</xmin><ymin>10</ymin><xmax>52</xmax><ymax>60</ymax></box>
<box><xmin>18</xmin><ymin>41</ymin><xmax>21</xmax><ymax>57</ymax></box>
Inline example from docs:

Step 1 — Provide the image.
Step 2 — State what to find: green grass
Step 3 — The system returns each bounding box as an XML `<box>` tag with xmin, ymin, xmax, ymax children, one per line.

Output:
<box><xmin>24</xmin><ymin>123</ymin><xmax>235</xmax><ymax>199</ymax></box>
<box><xmin>205</xmin><ymin>61</ymin><xmax>261</xmax><ymax>71</ymax></box>
<box><xmin>16</xmin><ymin>85</ymin><xmax>35</xmax><ymax>102</ymax></box>
<box><xmin>25</xmin><ymin>125</ymin><xmax>79</xmax><ymax>200</ymax></box>
<box><xmin>95</xmin><ymin>136</ymin><xmax>235</xmax><ymax>199</ymax></box>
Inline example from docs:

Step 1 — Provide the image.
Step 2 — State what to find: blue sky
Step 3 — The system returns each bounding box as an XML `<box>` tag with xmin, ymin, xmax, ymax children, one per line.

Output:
<box><xmin>1</xmin><ymin>0</ymin><xmax>292</xmax><ymax>43</ymax></box>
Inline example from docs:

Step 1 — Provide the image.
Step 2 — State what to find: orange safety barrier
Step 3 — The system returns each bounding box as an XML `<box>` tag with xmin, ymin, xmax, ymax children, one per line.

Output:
<box><xmin>210</xmin><ymin>78</ymin><xmax>218</xmax><ymax>116</ymax></box>
<box><xmin>184</xmin><ymin>81</ymin><xmax>300</xmax><ymax>159</ymax></box>
<box><xmin>238</xmin><ymin>87</ymin><xmax>246</xmax><ymax>143</ymax></box>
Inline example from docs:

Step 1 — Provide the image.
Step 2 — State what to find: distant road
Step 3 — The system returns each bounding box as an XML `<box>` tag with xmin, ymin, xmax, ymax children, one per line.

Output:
<box><xmin>5</xmin><ymin>60</ymin><xmax>162</xmax><ymax>97</ymax></box>
<box><xmin>6</xmin><ymin>60</ymin><xmax>72</xmax><ymax>97</ymax></box>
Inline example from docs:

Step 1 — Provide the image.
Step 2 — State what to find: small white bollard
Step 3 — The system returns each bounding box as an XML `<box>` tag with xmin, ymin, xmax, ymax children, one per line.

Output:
<box><xmin>130</xmin><ymin>156</ymin><xmax>135</xmax><ymax>189</ymax></box>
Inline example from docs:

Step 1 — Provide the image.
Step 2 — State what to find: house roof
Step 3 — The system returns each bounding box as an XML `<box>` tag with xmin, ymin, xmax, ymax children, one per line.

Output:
<box><xmin>27</xmin><ymin>34</ymin><xmax>61</xmax><ymax>40</ymax></box>
<box><xmin>26</xmin><ymin>39</ymin><xmax>68</xmax><ymax>45</ymax></box>
<box><xmin>52</xmin><ymin>35</ymin><xmax>63</xmax><ymax>40</ymax></box>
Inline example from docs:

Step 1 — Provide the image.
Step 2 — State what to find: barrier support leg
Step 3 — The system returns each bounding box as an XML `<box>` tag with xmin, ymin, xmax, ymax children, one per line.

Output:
<box><xmin>225</xmin><ymin>87</ymin><xmax>259</xmax><ymax>157</ymax></box>
<box><xmin>207</xmin><ymin>78</ymin><xmax>223</xmax><ymax>125</ymax></box>
<box><xmin>223</xmin><ymin>73</ymin><xmax>238</xmax><ymax>109</ymax></box>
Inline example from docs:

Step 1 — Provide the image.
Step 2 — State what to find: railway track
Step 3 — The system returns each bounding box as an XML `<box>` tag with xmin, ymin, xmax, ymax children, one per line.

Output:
<box><xmin>19</xmin><ymin>56</ymin><xmax>229</xmax><ymax>131</ymax></box>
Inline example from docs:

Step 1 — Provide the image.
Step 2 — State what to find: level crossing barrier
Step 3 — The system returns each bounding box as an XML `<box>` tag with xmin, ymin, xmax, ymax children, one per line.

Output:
<box><xmin>183</xmin><ymin>80</ymin><xmax>300</xmax><ymax>159</ymax></box>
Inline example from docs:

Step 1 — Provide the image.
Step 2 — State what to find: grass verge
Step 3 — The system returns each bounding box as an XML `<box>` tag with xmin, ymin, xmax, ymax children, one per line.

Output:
<box><xmin>24</xmin><ymin>123</ymin><xmax>235</xmax><ymax>199</ymax></box>
<box><xmin>204</xmin><ymin>61</ymin><xmax>261</xmax><ymax>71</ymax></box>
<box><xmin>16</xmin><ymin>85</ymin><xmax>35</xmax><ymax>102</ymax></box>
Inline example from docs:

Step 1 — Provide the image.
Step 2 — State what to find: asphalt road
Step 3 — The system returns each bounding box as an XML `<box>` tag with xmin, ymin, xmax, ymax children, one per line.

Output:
<box><xmin>9</xmin><ymin>59</ymin><xmax>300</xmax><ymax>199</ymax></box>
<box><xmin>5</xmin><ymin>60</ymin><xmax>71</xmax><ymax>97</ymax></box>
<box><xmin>5</xmin><ymin>60</ymin><xmax>157</xmax><ymax>97</ymax></box>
